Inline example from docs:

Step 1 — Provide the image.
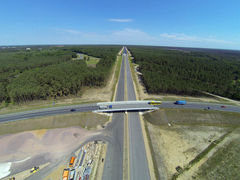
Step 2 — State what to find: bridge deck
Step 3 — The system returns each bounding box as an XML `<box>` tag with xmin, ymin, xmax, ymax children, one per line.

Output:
<box><xmin>95</xmin><ymin>101</ymin><xmax>159</xmax><ymax>112</ymax></box>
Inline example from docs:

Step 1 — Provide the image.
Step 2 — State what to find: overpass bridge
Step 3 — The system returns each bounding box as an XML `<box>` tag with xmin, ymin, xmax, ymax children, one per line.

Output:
<box><xmin>94</xmin><ymin>100</ymin><xmax>160</xmax><ymax>113</ymax></box>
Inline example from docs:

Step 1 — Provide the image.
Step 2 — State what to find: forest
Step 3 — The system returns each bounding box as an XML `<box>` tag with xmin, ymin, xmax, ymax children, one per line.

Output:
<box><xmin>0</xmin><ymin>45</ymin><xmax>120</xmax><ymax>103</ymax></box>
<box><xmin>128</xmin><ymin>46</ymin><xmax>240</xmax><ymax>100</ymax></box>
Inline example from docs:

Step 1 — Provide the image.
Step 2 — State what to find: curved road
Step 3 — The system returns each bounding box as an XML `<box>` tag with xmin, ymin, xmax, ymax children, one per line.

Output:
<box><xmin>0</xmin><ymin>104</ymin><xmax>98</xmax><ymax>123</ymax></box>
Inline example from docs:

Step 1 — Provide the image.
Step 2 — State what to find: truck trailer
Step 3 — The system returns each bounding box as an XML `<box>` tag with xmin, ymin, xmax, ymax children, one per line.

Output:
<box><xmin>62</xmin><ymin>169</ymin><xmax>70</xmax><ymax>180</ymax></box>
<box><xmin>69</xmin><ymin>156</ymin><xmax>76</xmax><ymax>167</ymax></box>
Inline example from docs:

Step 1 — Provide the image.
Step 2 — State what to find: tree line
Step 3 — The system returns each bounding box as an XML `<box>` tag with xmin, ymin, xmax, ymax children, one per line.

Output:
<box><xmin>128</xmin><ymin>46</ymin><xmax>240</xmax><ymax>100</ymax></box>
<box><xmin>0</xmin><ymin>45</ymin><xmax>121</xmax><ymax>103</ymax></box>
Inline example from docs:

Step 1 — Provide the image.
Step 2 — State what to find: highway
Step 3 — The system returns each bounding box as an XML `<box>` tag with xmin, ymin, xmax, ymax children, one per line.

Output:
<box><xmin>160</xmin><ymin>101</ymin><xmax>240</xmax><ymax>113</ymax></box>
<box><xmin>125</xmin><ymin>48</ymin><xmax>151</xmax><ymax>180</ymax></box>
<box><xmin>1</xmin><ymin>46</ymin><xmax>240</xmax><ymax>180</ymax></box>
<box><xmin>102</xmin><ymin>49</ymin><xmax>125</xmax><ymax>180</ymax></box>
<box><xmin>0</xmin><ymin>104</ymin><xmax>98</xmax><ymax>123</ymax></box>
<box><xmin>95</xmin><ymin>101</ymin><xmax>159</xmax><ymax>112</ymax></box>
<box><xmin>1</xmin><ymin>101</ymin><xmax>240</xmax><ymax>124</ymax></box>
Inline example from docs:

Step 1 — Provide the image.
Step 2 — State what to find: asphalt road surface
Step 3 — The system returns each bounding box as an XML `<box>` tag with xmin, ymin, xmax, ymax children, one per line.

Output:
<box><xmin>102</xmin><ymin>50</ymin><xmax>125</xmax><ymax>180</ymax></box>
<box><xmin>125</xmin><ymin>48</ymin><xmax>151</xmax><ymax>180</ymax></box>
<box><xmin>160</xmin><ymin>101</ymin><xmax>240</xmax><ymax>113</ymax></box>
<box><xmin>1</xmin><ymin>46</ymin><xmax>240</xmax><ymax>180</ymax></box>
<box><xmin>0</xmin><ymin>104</ymin><xmax>98</xmax><ymax>123</ymax></box>
<box><xmin>1</xmin><ymin>101</ymin><xmax>239</xmax><ymax>124</ymax></box>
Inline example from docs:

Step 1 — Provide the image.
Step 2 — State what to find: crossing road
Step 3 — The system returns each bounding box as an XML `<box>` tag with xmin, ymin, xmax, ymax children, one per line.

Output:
<box><xmin>1</xmin><ymin>101</ymin><xmax>240</xmax><ymax>123</ymax></box>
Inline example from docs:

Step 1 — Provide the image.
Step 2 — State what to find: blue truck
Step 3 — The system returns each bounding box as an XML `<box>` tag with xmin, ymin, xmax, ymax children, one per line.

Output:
<box><xmin>174</xmin><ymin>100</ymin><xmax>187</xmax><ymax>105</ymax></box>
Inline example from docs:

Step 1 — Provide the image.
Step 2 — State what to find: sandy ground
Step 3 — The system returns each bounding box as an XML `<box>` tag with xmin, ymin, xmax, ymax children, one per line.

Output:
<box><xmin>43</xmin><ymin>163</ymin><xmax>66</xmax><ymax>180</ymax></box>
<box><xmin>178</xmin><ymin>130</ymin><xmax>240</xmax><ymax>180</ymax></box>
<box><xmin>77</xmin><ymin>54</ymin><xmax>119</xmax><ymax>102</ymax></box>
<box><xmin>203</xmin><ymin>91</ymin><xmax>240</xmax><ymax>106</ymax></box>
<box><xmin>139</xmin><ymin>115</ymin><xmax>156</xmax><ymax>180</ymax></box>
<box><xmin>147</xmin><ymin>123</ymin><xmax>229</xmax><ymax>179</ymax></box>
<box><xmin>0</xmin><ymin>127</ymin><xmax>99</xmax><ymax>179</ymax></box>
<box><xmin>4</xmin><ymin>163</ymin><xmax>49</xmax><ymax>180</ymax></box>
<box><xmin>93</xmin><ymin>143</ymin><xmax>107</xmax><ymax>180</ymax></box>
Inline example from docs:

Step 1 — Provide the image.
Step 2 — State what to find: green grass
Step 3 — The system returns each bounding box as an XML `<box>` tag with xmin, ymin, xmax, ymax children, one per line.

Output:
<box><xmin>144</xmin><ymin>120</ymin><xmax>161</xmax><ymax>180</ymax></box>
<box><xmin>0</xmin><ymin>99</ymin><xmax>98</xmax><ymax>115</ymax></box>
<box><xmin>73</xmin><ymin>54</ymin><xmax>100</xmax><ymax>67</ymax></box>
<box><xmin>144</xmin><ymin>108</ymin><xmax>240</xmax><ymax>127</ymax></box>
<box><xmin>0</xmin><ymin>112</ymin><xmax>108</xmax><ymax>135</ymax></box>
<box><xmin>85</xmin><ymin>55</ymin><xmax>100</xmax><ymax>67</ymax></box>
<box><xmin>194</xmin><ymin>138</ymin><xmax>240</xmax><ymax>180</ymax></box>
<box><xmin>171</xmin><ymin>131</ymin><xmax>233</xmax><ymax>180</ymax></box>
<box><xmin>128</xmin><ymin>56</ymin><xmax>141</xmax><ymax>99</ymax></box>
<box><xmin>143</xmin><ymin>96</ymin><xmax>236</xmax><ymax>105</ymax></box>
<box><xmin>143</xmin><ymin>108</ymin><xmax>240</xmax><ymax>180</ymax></box>
<box><xmin>189</xmin><ymin>132</ymin><xmax>231</xmax><ymax>167</ymax></box>
<box><xmin>111</xmin><ymin>55</ymin><xmax>122</xmax><ymax>101</ymax></box>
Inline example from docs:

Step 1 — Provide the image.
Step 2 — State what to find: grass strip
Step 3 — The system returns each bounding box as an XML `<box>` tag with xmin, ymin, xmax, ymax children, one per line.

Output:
<box><xmin>0</xmin><ymin>100</ymin><xmax>99</xmax><ymax>116</ymax></box>
<box><xmin>0</xmin><ymin>112</ymin><xmax>108</xmax><ymax>135</ymax></box>
<box><xmin>111</xmin><ymin>55</ymin><xmax>122</xmax><ymax>101</ymax></box>
<box><xmin>128</xmin><ymin>56</ymin><xmax>141</xmax><ymax>100</ymax></box>
<box><xmin>144</xmin><ymin>121</ymin><xmax>161</xmax><ymax>180</ymax></box>
<box><xmin>171</xmin><ymin>130</ymin><xmax>233</xmax><ymax>180</ymax></box>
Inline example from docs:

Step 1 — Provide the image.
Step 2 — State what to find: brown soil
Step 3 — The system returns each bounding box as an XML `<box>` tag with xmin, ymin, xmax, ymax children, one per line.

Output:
<box><xmin>146</xmin><ymin>123</ymin><xmax>230</xmax><ymax>179</ymax></box>
<box><xmin>0</xmin><ymin>127</ymin><xmax>98</xmax><ymax>163</ymax></box>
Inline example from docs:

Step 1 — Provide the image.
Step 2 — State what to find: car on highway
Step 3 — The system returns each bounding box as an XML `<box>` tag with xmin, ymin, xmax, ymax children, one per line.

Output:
<box><xmin>70</xmin><ymin>109</ymin><xmax>76</xmax><ymax>112</ymax></box>
<box><xmin>174</xmin><ymin>100</ymin><xmax>187</xmax><ymax>105</ymax></box>
<box><xmin>99</xmin><ymin>105</ymin><xmax>108</xmax><ymax>110</ymax></box>
<box><xmin>221</xmin><ymin>105</ymin><xmax>227</xmax><ymax>108</ymax></box>
<box><xmin>30</xmin><ymin>166</ymin><xmax>39</xmax><ymax>174</ymax></box>
<box><xmin>148</xmin><ymin>101</ymin><xmax>162</xmax><ymax>105</ymax></box>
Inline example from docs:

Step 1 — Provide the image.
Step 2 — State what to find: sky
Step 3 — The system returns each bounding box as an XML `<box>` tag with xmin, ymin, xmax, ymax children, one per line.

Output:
<box><xmin>0</xmin><ymin>0</ymin><xmax>240</xmax><ymax>50</ymax></box>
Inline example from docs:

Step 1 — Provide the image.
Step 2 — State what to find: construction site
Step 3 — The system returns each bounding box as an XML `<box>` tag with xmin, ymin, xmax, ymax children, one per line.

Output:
<box><xmin>62</xmin><ymin>141</ymin><xmax>106</xmax><ymax>180</ymax></box>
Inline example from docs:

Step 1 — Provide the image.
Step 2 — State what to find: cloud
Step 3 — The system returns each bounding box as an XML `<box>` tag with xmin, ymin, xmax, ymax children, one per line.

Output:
<box><xmin>160</xmin><ymin>33</ymin><xmax>234</xmax><ymax>44</ymax></box>
<box><xmin>57</xmin><ymin>28</ymin><xmax>82</xmax><ymax>34</ymax></box>
<box><xmin>108</xmin><ymin>18</ymin><xmax>133</xmax><ymax>23</ymax></box>
<box><xmin>51</xmin><ymin>28</ymin><xmax>238</xmax><ymax>49</ymax></box>
<box><xmin>55</xmin><ymin>28</ymin><xmax>157</xmax><ymax>45</ymax></box>
<box><xmin>110</xmin><ymin>28</ymin><xmax>157</xmax><ymax>44</ymax></box>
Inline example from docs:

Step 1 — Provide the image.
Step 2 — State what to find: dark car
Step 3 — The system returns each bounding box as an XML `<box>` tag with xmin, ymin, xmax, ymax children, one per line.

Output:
<box><xmin>221</xmin><ymin>105</ymin><xmax>226</xmax><ymax>108</ymax></box>
<box><xmin>70</xmin><ymin>109</ymin><xmax>76</xmax><ymax>112</ymax></box>
<box><xmin>204</xmin><ymin>107</ymin><xmax>211</xmax><ymax>110</ymax></box>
